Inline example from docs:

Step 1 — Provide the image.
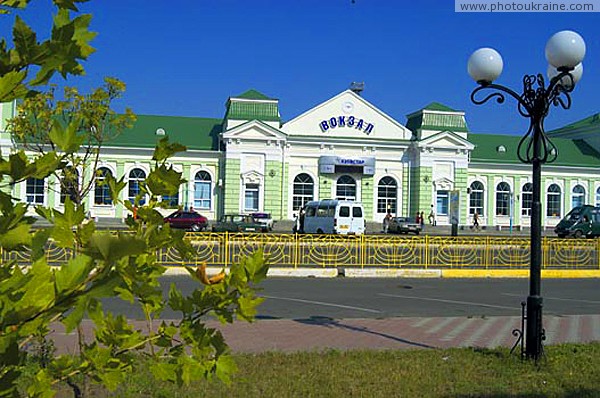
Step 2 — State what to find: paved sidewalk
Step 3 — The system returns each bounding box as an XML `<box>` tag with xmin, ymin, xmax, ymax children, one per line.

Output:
<box><xmin>49</xmin><ymin>314</ymin><xmax>600</xmax><ymax>355</ymax></box>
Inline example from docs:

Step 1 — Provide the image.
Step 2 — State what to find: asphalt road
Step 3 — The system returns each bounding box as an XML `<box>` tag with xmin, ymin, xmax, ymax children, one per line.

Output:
<box><xmin>102</xmin><ymin>277</ymin><xmax>600</xmax><ymax>320</ymax></box>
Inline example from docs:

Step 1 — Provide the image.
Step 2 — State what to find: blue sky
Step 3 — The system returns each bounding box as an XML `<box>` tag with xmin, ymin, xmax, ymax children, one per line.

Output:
<box><xmin>3</xmin><ymin>0</ymin><xmax>599</xmax><ymax>134</ymax></box>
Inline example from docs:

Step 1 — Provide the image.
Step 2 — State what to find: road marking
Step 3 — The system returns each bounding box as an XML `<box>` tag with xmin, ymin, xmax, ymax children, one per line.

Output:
<box><xmin>501</xmin><ymin>293</ymin><xmax>600</xmax><ymax>305</ymax></box>
<box><xmin>441</xmin><ymin>318</ymin><xmax>476</xmax><ymax>341</ymax></box>
<box><xmin>460</xmin><ymin>317</ymin><xmax>502</xmax><ymax>347</ymax></box>
<box><xmin>261</xmin><ymin>295</ymin><xmax>382</xmax><ymax>314</ymax></box>
<box><xmin>378</xmin><ymin>293</ymin><xmax>519</xmax><ymax>311</ymax></box>
<box><xmin>425</xmin><ymin>318</ymin><xmax>456</xmax><ymax>335</ymax></box>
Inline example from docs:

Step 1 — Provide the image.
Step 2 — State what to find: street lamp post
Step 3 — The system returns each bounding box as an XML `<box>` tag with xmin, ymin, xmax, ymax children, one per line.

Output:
<box><xmin>468</xmin><ymin>31</ymin><xmax>586</xmax><ymax>360</ymax></box>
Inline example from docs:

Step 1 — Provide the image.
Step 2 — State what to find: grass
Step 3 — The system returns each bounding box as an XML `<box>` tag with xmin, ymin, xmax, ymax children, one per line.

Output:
<box><xmin>30</xmin><ymin>343</ymin><xmax>600</xmax><ymax>398</ymax></box>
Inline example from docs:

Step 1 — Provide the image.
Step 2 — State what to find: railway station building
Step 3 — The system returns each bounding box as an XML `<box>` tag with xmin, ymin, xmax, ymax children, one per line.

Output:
<box><xmin>1</xmin><ymin>87</ymin><xmax>599</xmax><ymax>229</ymax></box>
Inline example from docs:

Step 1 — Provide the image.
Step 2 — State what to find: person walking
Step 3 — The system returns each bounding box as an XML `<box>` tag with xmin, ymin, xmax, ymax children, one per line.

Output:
<box><xmin>428</xmin><ymin>205</ymin><xmax>436</xmax><ymax>226</ymax></box>
<box><xmin>383</xmin><ymin>211</ymin><xmax>392</xmax><ymax>233</ymax></box>
<box><xmin>420</xmin><ymin>211</ymin><xmax>425</xmax><ymax>229</ymax></box>
<box><xmin>473</xmin><ymin>211</ymin><xmax>480</xmax><ymax>231</ymax></box>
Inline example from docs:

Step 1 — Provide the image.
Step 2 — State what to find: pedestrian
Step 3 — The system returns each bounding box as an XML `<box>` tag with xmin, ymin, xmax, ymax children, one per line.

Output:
<box><xmin>473</xmin><ymin>211</ymin><xmax>480</xmax><ymax>231</ymax></box>
<box><xmin>383</xmin><ymin>211</ymin><xmax>392</xmax><ymax>233</ymax></box>
<box><xmin>428</xmin><ymin>205</ymin><xmax>436</xmax><ymax>226</ymax></box>
<box><xmin>420</xmin><ymin>211</ymin><xmax>425</xmax><ymax>228</ymax></box>
<box><xmin>299</xmin><ymin>206</ymin><xmax>306</xmax><ymax>233</ymax></box>
<box><xmin>415</xmin><ymin>211</ymin><xmax>420</xmax><ymax>225</ymax></box>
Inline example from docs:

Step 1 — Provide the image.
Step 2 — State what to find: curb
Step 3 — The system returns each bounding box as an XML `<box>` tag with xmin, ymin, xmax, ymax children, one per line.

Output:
<box><xmin>163</xmin><ymin>266</ymin><xmax>600</xmax><ymax>278</ymax></box>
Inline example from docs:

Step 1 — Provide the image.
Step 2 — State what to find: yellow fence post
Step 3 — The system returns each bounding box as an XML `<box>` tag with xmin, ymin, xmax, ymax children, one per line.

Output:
<box><xmin>361</xmin><ymin>235</ymin><xmax>365</xmax><ymax>269</ymax></box>
<box><xmin>424</xmin><ymin>235</ymin><xmax>429</xmax><ymax>269</ymax></box>
<box><xmin>224</xmin><ymin>231</ymin><xmax>229</xmax><ymax>268</ymax></box>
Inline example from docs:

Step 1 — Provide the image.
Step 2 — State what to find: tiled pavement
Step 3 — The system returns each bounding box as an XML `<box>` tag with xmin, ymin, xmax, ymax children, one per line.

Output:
<box><xmin>48</xmin><ymin>314</ymin><xmax>600</xmax><ymax>355</ymax></box>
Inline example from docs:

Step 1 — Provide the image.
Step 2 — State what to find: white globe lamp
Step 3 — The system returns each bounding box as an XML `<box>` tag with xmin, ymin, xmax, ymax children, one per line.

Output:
<box><xmin>545</xmin><ymin>30</ymin><xmax>586</xmax><ymax>69</ymax></box>
<box><xmin>468</xmin><ymin>48</ymin><xmax>504</xmax><ymax>83</ymax></box>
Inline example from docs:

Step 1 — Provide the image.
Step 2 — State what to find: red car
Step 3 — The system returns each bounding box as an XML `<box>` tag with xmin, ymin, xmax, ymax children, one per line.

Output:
<box><xmin>163</xmin><ymin>210</ymin><xmax>208</xmax><ymax>232</ymax></box>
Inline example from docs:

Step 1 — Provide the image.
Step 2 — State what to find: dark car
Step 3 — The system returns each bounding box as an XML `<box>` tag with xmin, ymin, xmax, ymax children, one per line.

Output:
<box><xmin>388</xmin><ymin>216</ymin><xmax>422</xmax><ymax>235</ymax></box>
<box><xmin>555</xmin><ymin>205</ymin><xmax>600</xmax><ymax>238</ymax></box>
<box><xmin>212</xmin><ymin>214</ymin><xmax>264</xmax><ymax>233</ymax></box>
<box><xmin>164</xmin><ymin>210</ymin><xmax>208</xmax><ymax>232</ymax></box>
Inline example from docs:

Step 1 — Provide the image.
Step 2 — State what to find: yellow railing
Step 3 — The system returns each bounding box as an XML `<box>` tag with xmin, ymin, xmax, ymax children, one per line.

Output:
<box><xmin>3</xmin><ymin>233</ymin><xmax>600</xmax><ymax>269</ymax></box>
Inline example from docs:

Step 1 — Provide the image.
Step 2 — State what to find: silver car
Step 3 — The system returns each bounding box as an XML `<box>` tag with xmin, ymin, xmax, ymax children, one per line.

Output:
<box><xmin>388</xmin><ymin>217</ymin><xmax>422</xmax><ymax>235</ymax></box>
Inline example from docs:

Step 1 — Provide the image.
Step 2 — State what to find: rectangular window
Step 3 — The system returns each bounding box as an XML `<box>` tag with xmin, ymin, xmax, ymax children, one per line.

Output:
<box><xmin>377</xmin><ymin>199</ymin><xmax>397</xmax><ymax>214</ymax></box>
<box><xmin>436</xmin><ymin>190</ymin><xmax>449</xmax><ymax>215</ymax></box>
<box><xmin>469</xmin><ymin>192</ymin><xmax>484</xmax><ymax>215</ymax></box>
<box><xmin>194</xmin><ymin>181</ymin><xmax>211</xmax><ymax>209</ymax></box>
<box><xmin>339</xmin><ymin>206</ymin><xmax>350</xmax><ymax>217</ymax></box>
<box><xmin>244</xmin><ymin>184</ymin><xmax>259</xmax><ymax>212</ymax></box>
<box><xmin>521</xmin><ymin>192</ymin><xmax>532</xmax><ymax>216</ymax></box>
<box><xmin>547</xmin><ymin>194</ymin><xmax>561</xmax><ymax>217</ymax></box>
<box><xmin>26</xmin><ymin>178</ymin><xmax>44</xmax><ymax>204</ymax></box>
<box><xmin>496</xmin><ymin>192</ymin><xmax>510</xmax><ymax>216</ymax></box>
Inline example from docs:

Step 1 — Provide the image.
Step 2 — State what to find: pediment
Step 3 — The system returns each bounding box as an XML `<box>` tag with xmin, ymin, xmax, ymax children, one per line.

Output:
<box><xmin>433</xmin><ymin>177</ymin><xmax>454</xmax><ymax>191</ymax></box>
<box><xmin>282</xmin><ymin>90</ymin><xmax>412</xmax><ymax>140</ymax></box>
<box><xmin>418</xmin><ymin>130</ymin><xmax>475</xmax><ymax>150</ymax></box>
<box><xmin>222</xmin><ymin>120</ymin><xmax>287</xmax><ymax>141</ymax></box>
<box><xmin>240</xmin><ymin>170</ymin><xmax>263</xmax><ymax>184</ymax></box>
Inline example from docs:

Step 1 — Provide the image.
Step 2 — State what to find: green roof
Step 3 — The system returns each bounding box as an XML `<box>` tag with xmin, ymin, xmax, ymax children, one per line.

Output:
<box><xmin>423</xmin><ymin>102</ymin><xmax>460</xmax><ymax>112</ymax></box>
<box><xmin>548</xmin><ymin>113</ymin><xmax>600</xmax><ymax>136</ymax></box>
<box><xmin>225</xmin><ymin>89</ymin><xmax>280</xmax><ymax>122</ymax></box>
<box><xmin>469</xmin><ymin>133</ymin><xmax>600</xmax><ymax>167</ymax></box>
<box><xmin>107</xmin><ymin>114</ymin><xmax>222</xmax><ymax>151</ymax></box>
<box><xmin>406</xmin><ymin>103</ymin><xmax>468</xmax><ymax>134</ymax></box>
<box><xmin>234</xmin><ymin>89</ymin><xmax>275</xmax><ymax>101</ymax></box>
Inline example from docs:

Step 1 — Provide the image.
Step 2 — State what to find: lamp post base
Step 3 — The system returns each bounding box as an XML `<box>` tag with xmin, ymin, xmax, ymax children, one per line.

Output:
<box><xmin>525</xmin><ymin>295</ymin><xmax>545</xmax><ymax>360</ymax></box>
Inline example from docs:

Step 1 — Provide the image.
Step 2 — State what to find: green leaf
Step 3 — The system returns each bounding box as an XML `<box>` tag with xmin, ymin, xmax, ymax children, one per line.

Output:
<box><xmin>31</xmin><ymin>228</ymin><xmax>52</xmax><ymax>261</ymax></box>
<box><xmin>61</xmin><ymin>296</ymin><xmax>87</xmax><ymax>333</ymax></box>
<box><xmin>146</xmin><ymin>164</ymin><xmax>185</xmax><ymax>196</ymax></box>
<box><xmin>152</xmin><ymin>136</ymin><xmax>186</xmax><ymax>162</ymax></box>
<box><xmin>54</xmin><ymin>254</ymin><xmax>93</xmax><ymax>295</ymax></box>
<box><xmin>48</xmin><ymin>118</ymin><xmax>85</xmax><ymax>153</ymax></box>
<box><xmin>16</xmin><ymin>258</ymin><xmax>55</xmax><ymax>320</ymax></box>
<box><xmin>237</xmin><ymin>295</ymin><xmax>265</xmax><ymax>321</ymax></box>
<box><xmin>0</xmin><ymin>223</ymin><xmax>32</xmax><ymax>250</ymax></box>
<box><xmin>243</xmin><ymin>250</ymin><xmax>269</xmax><ymax>283</ymax></box>
<box><xmin>31</xmin><ymin>152</ymin><xmax>63</xmax><ymax>179</ymax></box>
<box><xmin>106</xmin><ymin>174</ymin><xmax>126</xmax><ymax>204</ymax></box>
<box><xmin>87</xmin><ymin>233</ymin><xmax>147</xmax><ymax>263</ymax></box>
<box><xmin>13</xmin><ymin>16</ymin><xmax>37</xmax><ymax>64</ymax></box>
<box><xmin>150</xmin><ymin>362</ymin><xmax>178</xmax><ymax>383</ymax></box>
<box><xmin>214</xmin><ymin>354</ymin><xmax>237</xmax><ymax>385</ymax></box>
<box><xmin>0</xmin><ymin>70</ymin><xmax>28</xmax><ymax>103</ymax></box>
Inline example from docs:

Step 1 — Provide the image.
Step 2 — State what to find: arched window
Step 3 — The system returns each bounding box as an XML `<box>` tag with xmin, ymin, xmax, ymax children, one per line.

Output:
<box><xmin>293</xmin><ymin>173</ymin><xmax>314</xmax><ymax>210</ymax></box>
<box><xmin>521</xmin><ymin>183</ymin><xmax>533</xmax><ymax>216</ymax></box>
<box><xmin>495</xmin><ymin>182</ymin><xmax>511</xmax><ymax>216</ymax></box>
<box><xmin>128</xmin><ymin>168</ymin><xmax>146</xmax><ymax>204</ymax></box>
<box><xmin>336</xmin><ymin>175</ymin><xmax>356</xmax><ymax>201</ymax></box>
<box><xmin>469</xmin><ymin>181</ymin><xmax>484</xmax><ymax>216</ymax></box>
<box><xmin>377</xmin><ymin>176</ymin><xmax>397</xmax><ymax>214</ymax></box>
<box><xmin>546</xmin><ymin>184</ymin><xmax>561</xmax><ymax>217</ymax></box>
<box><xmin>26</xmin><ymin>177</ymin><xmax>45</xmax><ymax>204</ymax></box>
<box><xmin>572</xmin><ymin>184</ymin><xmax>585</xmax><ymax>209</ymax></box>
<box><xmin>94</xmin><ymin>167</ymin><xmax>113</xmax><ymax>205</ymax></box>
<box><xmin>60</xmin><ymin>167</ymin><xmax>79</xmax><ymax>204</ymax></box>
<box><xmin>194</xmin><ymin>171</ymin><xmax>212</xmax><ymax>209</ymax></box>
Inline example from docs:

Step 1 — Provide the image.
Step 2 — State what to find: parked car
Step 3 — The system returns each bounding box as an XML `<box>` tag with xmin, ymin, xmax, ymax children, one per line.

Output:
<box><xmin>388</xmin><ymin>216</ymin><xmax>422</xmax><ymax>235</ymax></box>
<box><xmin>164</xmin><ymin>210</ymin><xmax>208</xmax><ymax>232</ymax></box>
<box><xmin>251</xmin><ymin>212</ymin><xmax>274</xmax><ymax>231</ymax></box>
<box><xmin>555</xmin><ymin>205</ymin><xmax>600</xmax><ymax>238</ymax></box>
<box><xmin>212</xmin><ymin>214</ymin><xmax>264</xmax><ymax>232</ymax></box>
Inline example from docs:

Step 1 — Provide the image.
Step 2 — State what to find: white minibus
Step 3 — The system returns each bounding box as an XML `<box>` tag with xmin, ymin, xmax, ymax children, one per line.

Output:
<box><xmin>300</xmin><ymin>200</ymin><xmax>365</xmax><ymax>235</ymax></box>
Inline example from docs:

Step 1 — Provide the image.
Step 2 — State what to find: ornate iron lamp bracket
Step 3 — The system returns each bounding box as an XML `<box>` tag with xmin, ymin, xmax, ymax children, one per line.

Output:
<box><xmin>470</xmin><ymin>70</ymin><xmax>575</xmax><ymax>165</ymax></box>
